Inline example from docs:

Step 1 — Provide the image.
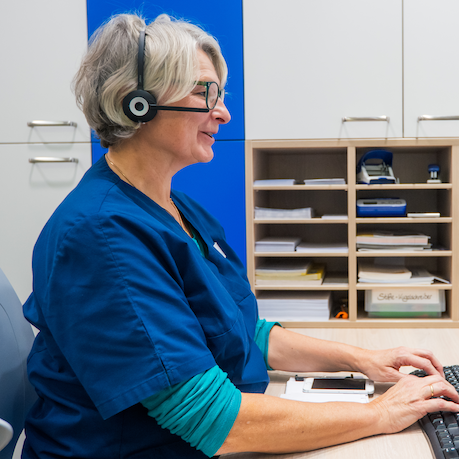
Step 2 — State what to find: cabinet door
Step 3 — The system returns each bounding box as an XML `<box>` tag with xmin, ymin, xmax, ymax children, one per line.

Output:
<box><xmin>243</xmin><ymin>0</ymin><xmax>403</xmax><ymax>140</ymax></box>
<box><xmin>404</xmin><ymin>0</ymin><xmax>459</xmax><ymax>138</ymax></box>
<box><xmin>0</xmin><ymin>0</ymin><xmax>90</xmax><ymax>143</ymax></box>
<box><xmin>0</xmin><ymin>143</ymin><xmax>91</xmax><ymax>303</ymax></box>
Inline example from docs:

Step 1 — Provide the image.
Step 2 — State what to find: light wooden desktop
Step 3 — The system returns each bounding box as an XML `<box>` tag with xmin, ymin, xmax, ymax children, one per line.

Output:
<box><xmin>223</xmin><ymin>327</ymin><xmax>459</xmax><ymax>459</ymax></box>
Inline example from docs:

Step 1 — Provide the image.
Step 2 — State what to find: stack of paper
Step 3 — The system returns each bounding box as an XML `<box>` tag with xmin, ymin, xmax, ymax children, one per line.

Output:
<box><xmin>358</xmin><ymin>261</ymin><xmax>412</xmax><ymax>283</ymax></box>
<box><xmin>255</xmin><ymin>237</ymin><xmax>301</xmax><ymax>253</ymax></box>
<box><xmin>257</xmin><ymin>291</ymin><xmax>331</xmax><ymax>321</ymax></box>
<box><xmin>303</xmin><ymin>178</ymin><xmax>346</xmax><ymax>185</ymax></box>
<box><xmin>359</xmin><ymin>266</ymin><xmax>449</xmax><ymax>285</ymax></box>
<box><xmin>254</xmin><ymin>206</ymin><xmax>314</xmax><ymax>219</ymax></box>
<box><xmin>296</xmin><ymin>242</ymin><xmax>348</xmax><ymax>253</ymax></box>
<box><xmin>255</xmin><ymin>260</ymin><xmax>325</xmax><ymax>286</ymax></box>
<box><xmin>253</xmin><ymin>179</ymin><xmax>297</xmax><ymax>186</ymax></box>
<box><xmin>356</xmin><ymin>231</ymin><xmax>431</xmax><ymax>251</ymax></box>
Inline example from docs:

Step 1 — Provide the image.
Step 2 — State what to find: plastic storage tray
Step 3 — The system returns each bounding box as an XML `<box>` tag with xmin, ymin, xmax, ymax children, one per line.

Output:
<box><xmin>365</xmin><ymin>289</ymin><xmax>445</xmax><ymax>318</ymax></box>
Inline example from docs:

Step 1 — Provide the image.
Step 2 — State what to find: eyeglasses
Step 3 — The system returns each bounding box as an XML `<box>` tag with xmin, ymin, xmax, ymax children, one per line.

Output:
<box><xmin>195</xmin><ymin>81</ymin><xmax>224</xmax><ymax>110</ymax></box>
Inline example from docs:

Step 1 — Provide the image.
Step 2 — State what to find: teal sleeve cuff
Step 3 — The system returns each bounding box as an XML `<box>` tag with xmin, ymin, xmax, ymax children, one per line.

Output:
<box><xmin>141</xmin><ymin>365</ymin><xmax>241</xmax><ymax>458</ymax></box>
<box><xmin>254</xmin><ymin>318</ymin><xmax>282</xmax><ymax>370</ymax></box>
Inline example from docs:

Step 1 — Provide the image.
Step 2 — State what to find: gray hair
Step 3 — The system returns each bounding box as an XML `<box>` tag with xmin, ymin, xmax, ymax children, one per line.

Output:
<box><xmin>73</xmin><ymin>13</ymin><xmax>227</xmax><ymax>148</ymax></box>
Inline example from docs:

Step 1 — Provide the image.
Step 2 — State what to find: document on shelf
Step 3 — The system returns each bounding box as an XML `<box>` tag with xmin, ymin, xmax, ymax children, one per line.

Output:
<box><xmin>358</xmin><ymin>261</ymin><xmax>412</xmax><ymax>281</ymax></box>
<box><xmin>359</xmin><ymin>268</ymin><xmax>450</xmax><ymax>285</ymax></box>
<box><xmin>254</xmin><ymin>206</ymin><xmax>314</xmax><ymax>219</ymax></box>
<box><xmin>257</xmin><ymin>291</ymin><xmax>331</xmax><ymax>321</ymax></box>
<box><xmin>357</xmin><ymin>244</ymin><xmax>432</xmax><ymax>252</ymax></box>
<box><xmin>297</xmin><ymin>242</ymin><xmax>348</xmax><ymax>253</ymax></box>
<box><xmin>255</xmin><ymin>261</ymin><xmax>325</xmax><ymax>286</ymax></box>
<box><xmin>255</xmin><ymin>259</ymin><xmax>313</xmax><ymax>277</ymax></box>
<box><xmin>255</xmin><ymin>237</ymin><xmax>301</xmax><ymax>252</ymax></box>
<box><xmin>253</xmin><ymin>179</ymin><xmax>298</xmax><ymax>186</ymax></box>
<box><xmin>356</xmin><ymin>231</ymin><xmax>430</xmax><ymax>246</ymax></box>
<box><xmin>303</xmin><ymin>178</ymin><xmax>346</xmax><ymax>185</ymax></box>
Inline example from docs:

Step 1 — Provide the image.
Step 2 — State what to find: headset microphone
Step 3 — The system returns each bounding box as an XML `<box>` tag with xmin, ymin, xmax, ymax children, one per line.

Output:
<box><xmin>122</xmin><ymin>29</ymin><xmax>209</xmax><ymax>123</ymax></box>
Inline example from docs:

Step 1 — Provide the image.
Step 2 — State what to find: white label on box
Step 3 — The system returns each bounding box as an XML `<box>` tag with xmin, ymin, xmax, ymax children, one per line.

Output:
<box><xmin>372</xmin><ymin>289</ymin><xmax>440</xmax><ymax>304</ymax></box>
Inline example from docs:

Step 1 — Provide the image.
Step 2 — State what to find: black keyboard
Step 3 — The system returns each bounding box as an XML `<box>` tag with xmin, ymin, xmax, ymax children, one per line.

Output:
<box><xmin>411</xmin><ymin>366</ymin><xmax>459</xmax><ymax>459</ymax></box>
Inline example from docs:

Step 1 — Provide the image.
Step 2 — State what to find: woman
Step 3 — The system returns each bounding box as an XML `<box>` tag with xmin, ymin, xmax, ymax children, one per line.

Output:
<box><xmin>22</xmin><ymin>13</ymin><xmax>459</xmax><ymax>459</ymax></box>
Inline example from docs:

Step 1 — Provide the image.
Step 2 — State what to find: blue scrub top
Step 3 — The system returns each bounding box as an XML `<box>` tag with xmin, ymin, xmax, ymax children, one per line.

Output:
<box><xmin>22</xmin><ymin>157</ymin><xmax>269</xmax><ymax>459</ymax></box>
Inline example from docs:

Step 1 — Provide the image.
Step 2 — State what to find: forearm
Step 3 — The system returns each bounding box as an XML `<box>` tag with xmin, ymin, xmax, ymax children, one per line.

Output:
<box><xmin>267</xmin><ymin>326</ymin><xmax>366</xmax><ymax>373</ymax></box>
<box><xmin>217</xmin><ymin>392</ymin><xmax>380</xmax><ymax>455</ymax></box>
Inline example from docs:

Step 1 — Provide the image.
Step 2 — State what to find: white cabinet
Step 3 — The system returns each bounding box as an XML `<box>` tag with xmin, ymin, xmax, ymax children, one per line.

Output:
<box><xmin>243</xmin><ymin>0</ymin><xmax>403</xmax><ymax>140</ymax></box>
<box><xmin>0</xmin><ymin>143</ymin><xmax>91</xmax><ymax>303</ymax></box>
<box><xmin>404</xmin><ymin>0</ymin><xmax>459</xmax><ymax>138</ymax></box>
<box><xmin>243</xmin><ymin>0</ymin><xmax>459</xmax><ymax>141</ymax></box>
<box><xmin>0</xmin><ymin>0</ymin><xmax>90</xmax><ymax>143</ymax></box>
<box><xmin>0</xmin><ymin>0</ymin><xmax>92</xmax><ymax>302</ymax></box>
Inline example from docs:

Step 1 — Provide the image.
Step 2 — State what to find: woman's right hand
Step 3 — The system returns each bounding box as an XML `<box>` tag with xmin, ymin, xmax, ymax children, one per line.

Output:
<box><xmin>370</xmin><ymin>374</ymin><xmax>459</xmax><ymax>434</ymax></box>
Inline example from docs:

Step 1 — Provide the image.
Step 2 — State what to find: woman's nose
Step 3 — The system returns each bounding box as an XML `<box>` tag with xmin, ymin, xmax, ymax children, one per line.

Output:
<box><xmin>213</xmin><ymin>98</ymin><xmax>231</xmax><ymax>125</ymax></box>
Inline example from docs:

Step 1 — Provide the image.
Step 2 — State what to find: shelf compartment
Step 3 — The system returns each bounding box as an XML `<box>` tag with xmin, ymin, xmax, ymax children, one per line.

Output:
<box><xmin>253</xmin><ymin>146</ymin><xmax>348</xmax><ymax>184</ymax></box>
<box><xmin>356</xmin><ymin>145</ymin><xmax>452</xmax><ymax>184</ymax></box>
<box><xmin>254</xmin><ymin>189</ymin><xmax>348</xmax><ymax>218</ymax></box>
<box><xmin>355</xmin><ymin>222</ymin><xmax>453</xmax><ymax>252</ymax></box>
<box><xmin>356</xmin><ymin>188</ymin><xmax>452</xmax><ymax>217</ymax></box>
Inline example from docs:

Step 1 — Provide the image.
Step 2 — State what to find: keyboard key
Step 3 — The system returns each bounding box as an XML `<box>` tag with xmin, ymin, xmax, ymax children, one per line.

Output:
<box><xmin>442</xmin><ymin>447</ymin><xmax>459</xmax><ymax>458</ymax></box>
<box><xmin>441</xmin><ymin>438</ymin><xmax>455</xmax><ymax>448</ymax></box>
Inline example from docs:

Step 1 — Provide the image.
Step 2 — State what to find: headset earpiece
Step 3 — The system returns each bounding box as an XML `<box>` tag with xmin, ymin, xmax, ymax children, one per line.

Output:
<box><xmin>122</xmin><ymin>89</ymin><xmax>157</xmax><ymax>123</ymax></box>
<box><xmin>122</xmin><ymin>28</ymin><xmax>158</xmax><ymax>123</ymax></box>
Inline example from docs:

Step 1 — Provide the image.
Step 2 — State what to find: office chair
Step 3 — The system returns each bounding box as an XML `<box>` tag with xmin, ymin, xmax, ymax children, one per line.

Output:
<box><xmin>0</xmin><ymin>419</ymin><xmax>13</xmax><ymax>453</ymax></box>
<box><xmin>0</xmin><ymin>268</ymin><xmax>37</xmax><ymax>459</ymax></box>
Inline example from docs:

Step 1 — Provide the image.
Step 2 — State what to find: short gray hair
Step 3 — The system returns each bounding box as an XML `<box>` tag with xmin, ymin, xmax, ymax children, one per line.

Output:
<box><xmin>73</xmin><ymin>13</ymin><xmax>227</xmax><ymax>148</ymax></box>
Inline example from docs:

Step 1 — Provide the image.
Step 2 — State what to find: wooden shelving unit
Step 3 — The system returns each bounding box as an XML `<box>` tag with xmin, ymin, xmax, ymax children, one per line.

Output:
<box><xmin>246</xmin><ymin>139</ymin><xmax>459</xmax><ymax>328</ymax></box>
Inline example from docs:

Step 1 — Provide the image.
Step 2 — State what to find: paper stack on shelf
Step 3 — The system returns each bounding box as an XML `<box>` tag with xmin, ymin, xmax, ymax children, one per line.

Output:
<box><xmin>359</xmin><ymin>267</ymin><xmax>450</xmax><ymax>285</ymax></box>
<box><xmin>358</xmin><ymin>261</ymin><xmax>412</xmax><ymax>283</ymax></box>
<box><xmin>356</xmin><ymin>231</ymin><xmax>431</xmax><ymax>251</ymax></box>
<box><xmin>296</xmin><ymin>242</ymin><xmax>348</xmax><ymax>253</ymax></box>
<box><xmin>303</xmin><ymin>178</ymin><xmax>346</xmax><ymax>185</ymax></box>
<box><xmin>257</xmin><ymin>291</ymin><xmax>332</xmax><ymax>321</ymax></box>
<box><xmin>255</xmin><ymin>260</ymin><xmax>325</xmax><ymax>286</ymax></box>
<box><xmin>255</xmin><ymin>237</ymin><xmax>301</xmax><ymax>252</ymax></box>
<box><xmin>254</xmin><ymin>206</ymin><xmax>314</xmax><ymax>219</ymax></box>
<box><xmin>253</xmin><ymin>179</ymin><xmax>298</xmax><ymax>186</ymax></box>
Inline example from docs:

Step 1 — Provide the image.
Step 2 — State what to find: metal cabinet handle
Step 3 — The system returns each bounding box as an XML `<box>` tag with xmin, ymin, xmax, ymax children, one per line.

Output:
<box><xmin>418</xmin><ymin>115</ymin><xmax>459</xmax><ymax>121</ymax></box>
<box><xmin>342</xmin><ymin>116</ymin><xmax>389</xmax><ymax>122</ymax></box>
<box><xmin>29</xmin><ymin>157</ymin><xmax>79</xmax><ymax>163</ymax></box>
<box><xmin>27</xmin><ymin>120</ymin><xmax>77</xmax><ymax>127</ymax></box>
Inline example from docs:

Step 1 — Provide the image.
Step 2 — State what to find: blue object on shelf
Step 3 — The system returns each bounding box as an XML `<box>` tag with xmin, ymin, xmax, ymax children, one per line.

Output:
<box><xmin>356</xmin><ymin>198</ymin><xmax>407</xmax><ymax>217</ymax></box>
<box><xmin>356</xmin><ymin>150</ymin><xmax>397</xmax><ymax>184</ymax></box>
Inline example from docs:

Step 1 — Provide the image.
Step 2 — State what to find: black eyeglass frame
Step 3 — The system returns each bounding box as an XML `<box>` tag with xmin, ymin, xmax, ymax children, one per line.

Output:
<box><xmin>194</xmin><ymin>81</ymin><xmax>224</xmax><ymax>110</ymax></box>
<box><xmin>150</xmin><ymin>81</ymin><xmax>223</xmax><ymax>113</ymax></box>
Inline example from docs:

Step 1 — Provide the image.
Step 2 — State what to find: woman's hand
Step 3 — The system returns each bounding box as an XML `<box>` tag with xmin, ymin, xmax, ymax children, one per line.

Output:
<box><xmin>371</xmin><ymin>374</ymin><xmax>459</xmax><ymax>434</ymax></box>
<box><xmin>356</xmin><ymin>346</ymin><xmax>444</xmax><ymax>382</ymax></box>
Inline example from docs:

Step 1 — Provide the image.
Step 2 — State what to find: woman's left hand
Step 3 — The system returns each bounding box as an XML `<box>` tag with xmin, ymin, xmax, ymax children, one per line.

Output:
<box><xmin>357</xmin><ymin>346</ymin><xmax>444</xmax><ymax>382</ymax></box>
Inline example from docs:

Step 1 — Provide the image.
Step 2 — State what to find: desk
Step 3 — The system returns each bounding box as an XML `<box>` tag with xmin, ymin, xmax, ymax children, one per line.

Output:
<box><xmin>223</xmin><ymin>327</ymin><xmax>459</xmax><ymax>459</ymax></box>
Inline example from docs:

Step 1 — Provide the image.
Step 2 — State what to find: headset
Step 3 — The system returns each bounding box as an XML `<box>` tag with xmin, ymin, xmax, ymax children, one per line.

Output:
<box><xmin>122</xmin><ymin>29</ymin><xmax>210</xmax><ymax>123</ymax></box>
